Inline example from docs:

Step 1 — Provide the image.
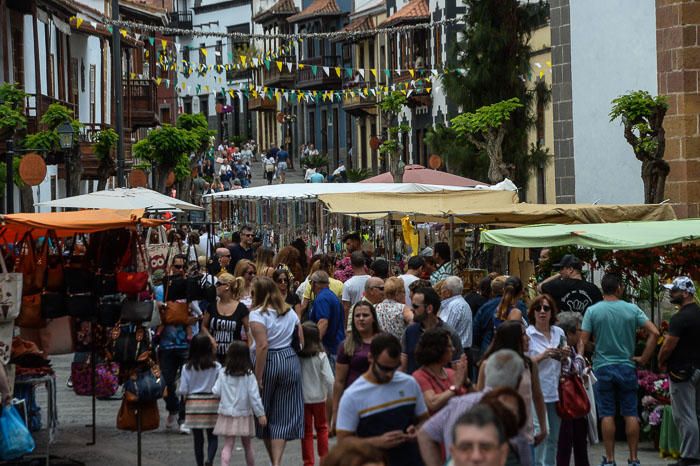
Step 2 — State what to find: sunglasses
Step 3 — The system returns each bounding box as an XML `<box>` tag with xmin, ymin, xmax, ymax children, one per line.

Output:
<box><xmin>215</xmin><ymin>282</ymin><xmax>228</xmax><ymax>287</ymax></box>
<box><xmin>374</xmin><ymin>361</ymin><xmax>400</xmax><ymax>373</ymax></box>
<box><xmin>172</xmin><ymin>264</ymin><xmax>184</xmax><ymax>270</ymax></box>
<box><xmin>537</xmin><ymin>305</ymin><xmax>552</xmax><ymax>312</ymax></box>
<box><xmin>411</xmin><ymin>303</ymin><xmax>424</xmax><ymax>309</ymax></box>
<box><xmin>220</xmin><ymin>254</ymin><xmax>231</xmax><ymax>258</ymax></box>
<box><xmin>277</xmin><ymin>279</ymin><xmax>289</xmax><ymax>284</ymax></box>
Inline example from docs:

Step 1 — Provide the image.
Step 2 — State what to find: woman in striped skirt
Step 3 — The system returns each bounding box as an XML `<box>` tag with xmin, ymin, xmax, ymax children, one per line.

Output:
<box><xmin>177</xmin><ymin>334</ymin><xmax>221</xmax><ymax>466</ymax></box>
<box><xmin>249</xmin><ymin>276</ymin><xmax>304</xmax><ymax>466</ymax></box>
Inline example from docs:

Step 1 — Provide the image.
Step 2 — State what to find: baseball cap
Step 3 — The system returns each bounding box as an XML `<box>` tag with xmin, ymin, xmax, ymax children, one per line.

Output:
<box><xmin>664</xmin><ymin>276</ymin><xmax>696</xmax><ymax>294</ymax></box>
<box><xmin>553</xmin><ymin>254</ymin><xmax>581</xmax><ymax>269</ymax></box>
<box><xmin>420</xmin><ymin>247</ymin><xmax>434</xmax><ymax>257</ymax></box>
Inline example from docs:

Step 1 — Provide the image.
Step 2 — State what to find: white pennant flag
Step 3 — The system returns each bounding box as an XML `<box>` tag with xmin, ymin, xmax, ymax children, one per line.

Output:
<box><xmin>90</xmin><ymin>21</ymin><xmax>97</xmax><ymax>29</ymax></box>
<box><xmin>323</xmin><ymin>66</ymin><xmax>330</xmax><ymax>76</ymax></box>
<box><xmin>407</xmin><ymin>90</ymin><xmax>413</xmax><ymax>97</ymax></box>
<box><xmin>252</xmin><ymin>57</ymin><xmax>259</xmax><ymax>67</ymax></box>
<box><xmin>370</xmin><ymin>89</ymin><xmax>376</xmax><ymax>96</ymax></box>
<box><xmin>395</xmin><ymin>68</ymin><xmax>401</xmax><ymax>76</ymax></box>
<box><xmin>431</xmin><ymin>69</ymin><xmax>438</xmax><ymax>76</ymax></box>
<box><xmin>286</xmin><ymin>62</ymin><xmax>293</xmax><ymax>72</ymax></box>
<box><xmin>358</xmin><ymin>69</ymin><xmax>365</xmax><ymax>79</ymax></box>
<box><xmin>175</xmin><ymin>43</ymin><xmax>181</xmax><ymax>52</ymax></box>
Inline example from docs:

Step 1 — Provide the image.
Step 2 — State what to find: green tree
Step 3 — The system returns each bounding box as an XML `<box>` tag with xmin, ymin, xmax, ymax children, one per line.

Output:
<box><xmin>432</xmin><ymin>0</ymin><xmax>548</xmax><ymax>188</ymax></box>
<box><xmin>94</xmin><ymin>128</ymin><xmax>118</xmax><ymax>191</ymax></box>
<box><xmin>0</xmin><ymin>83</ymin><xmax>32</xmax><ymax>212</ymax></box>
<box><xmin>378</xmin><ymin>91</ymin><xmax>410</xmax><ymax>182</ymax></box>
<box><xmin>451</xmin><ymin>98</ymin><xmax>523</xmax><ymax>183</ymax></box>
<box><xmin>24</xmin><ymin>103</ymin><xmax>82</xmax><ymax>198</ymax></box>
<box><xmin>609</xmin><ymin>90</ymin><xmax>669</xmax><ymax>204</ymax></box>
<box><xmin>132</xmin><ymin>124</ymin><xmax>199</xmax><ymax>193</ymax></box>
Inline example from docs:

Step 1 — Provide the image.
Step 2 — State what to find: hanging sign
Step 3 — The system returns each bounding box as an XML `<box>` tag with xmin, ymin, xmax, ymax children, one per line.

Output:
<box><xmin>19</xmin><ymin>153</ymin><xmax>47</xmax><ymax>186</ymax></box>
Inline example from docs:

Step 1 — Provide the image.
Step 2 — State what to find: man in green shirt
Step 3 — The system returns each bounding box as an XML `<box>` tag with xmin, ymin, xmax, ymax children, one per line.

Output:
<box><xmin>581</xmin><ymin>273</ymin><xmax>659</xmax><ymax>466</ymax></box>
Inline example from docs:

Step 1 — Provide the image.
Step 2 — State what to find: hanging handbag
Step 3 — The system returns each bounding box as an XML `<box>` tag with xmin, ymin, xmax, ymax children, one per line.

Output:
<box><xmin>0</xmin><ymin>250</ymin><xmax>23</xmax><ymax>323</ymax></box>
<box><xmin>66</xmin><ymin>292</ymin><xmax>97</xmax><ymax>319</ymax></box>
<box><xmin>41</xmin><ymin>230</ymin><xmax>64</xmax><ymax>292</ymax></box>
<box><xmin>40</xmin><ymin>291</ymin><xmax>67</xmax><ymax>319</ymax></box>
<box><xmin>143</xmin><ymin>226</ymin><xmax>170</xmax><ymax>274</ymax></box>
<box><xmin>98</xmin><ymin>295</ymin><xmax>124</xmax><ymax>327</ymax></box>
<box><xmin>16</xmin><ymin>293</ymin><xmax>45</xmax><ymax>329</ymax></box>
<box><xmin>63</xmin><ymin>234</ymin><xmax>92</xmax><ymax>294</ymax></box>
<box><xmin>71</xmin><ymin>360</ymin><xmax>120</xmax><ymax>397</ymax></box>
<box><xmin>556</xmin><ymin>369</ymin><xmax>591</xmax><ymax>420</ymax></box>
<box><xmin>37</xmin><ymin>316</ymin><xmax>75</xmax><ymax>355</ymax></box>
<box><xmin>108</xmin><ymin>322</ymin><xmax>151</xmax><ymax>364</ymax></box>
<box><xmin>116</xmin><ymin>398</ymin><xmax>160</xmax><ymax>432</ymax></box>
<box><xmin>14</xmin><ymin>233</ymin><xmax>40</xmax><ymax>294</ymax></box>
<box><xmin>186</xmin><ymin>273</ymin><xmax>216</xmax><ymax>303</ymax></box>
<box><xmin>116</xmin><ymin>238</ymin><xmax>150</xmax><ymax>295</ymax></box>
<box><xmin>161</xmin><ymin>300</ymin><xmax>189</xmax><ymax>326</ymax></box>
<box><xmin>124</xmin><ymin>363</ymin><xmax>164</xmax><ymax>402</ymax></box>
<box><xmin>120</xmin><ymin>300</ymin><xmax>155</xmax><ymax>323</ymax></box>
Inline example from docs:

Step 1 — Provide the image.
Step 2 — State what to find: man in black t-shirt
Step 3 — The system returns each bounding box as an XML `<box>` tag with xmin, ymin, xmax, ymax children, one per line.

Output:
<box><xmin>538</xmin><ymin>254</ymin><xmax>602</xmax><ymax>315</ymax></box>
<box><xmin>659</xmin><ymin>276</ymin><xmax>700</xmax><ymax>466</ymax></box>
<box><xmin>228</xmin><ymin>225</ymin><xmax>255</xmax><ymax>269</ymax></box>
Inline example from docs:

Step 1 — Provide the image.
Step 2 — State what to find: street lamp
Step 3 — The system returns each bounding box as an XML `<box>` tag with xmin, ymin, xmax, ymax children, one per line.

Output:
<box><xmin>56</xmin><ymin>120</ymin><xmax>76</xmax><ymax>198</ymax></box>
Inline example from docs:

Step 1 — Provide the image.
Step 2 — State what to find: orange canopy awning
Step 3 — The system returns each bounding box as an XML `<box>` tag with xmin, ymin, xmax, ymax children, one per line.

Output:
<box><xmin>0</xmin><ymin>209</ymin><xmax>168</xmax><ymax>240</ymax></box>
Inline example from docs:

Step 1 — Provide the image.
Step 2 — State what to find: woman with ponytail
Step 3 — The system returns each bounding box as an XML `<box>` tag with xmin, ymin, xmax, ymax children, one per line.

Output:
<box><xmin>202</xmin><ymin>273</ymin><xmax>251</xmax><ymax>363</ymax></box>
<box><xmin>495</xmin><ymin>276</ymin><xmax>525</xmax><ymax>329</ymax></box>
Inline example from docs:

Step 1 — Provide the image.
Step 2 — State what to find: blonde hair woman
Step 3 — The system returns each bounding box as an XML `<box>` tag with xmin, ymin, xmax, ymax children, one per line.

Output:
<box><xmin>375</xmin><ymin>276</ymin><xmax>413</xmax><ymax>339</ymax></box>
<box><xmin>234</xmin><ymin>259</ymin><xmax>256</xmax><ymax>309</ymax></box>
<box><xmin>248</xmin><ymin>277</ymin><xmax>304</xmax><ymax>466</ymax></box>
<box><xmin>202</xmin><ymin>273</ymin><xmax>250</xmax><ymax>363</ymax></box>
<box><xmin>255</xmin><ymin>247</ymin><xmax>276</xmax><ymax>278</ymax></box>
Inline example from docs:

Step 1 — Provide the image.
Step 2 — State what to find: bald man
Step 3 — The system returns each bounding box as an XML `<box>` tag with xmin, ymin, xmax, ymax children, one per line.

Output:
<box><xmin>213</xmin><ymin>247</ymin><xmax>234</xmax><ymax>276</ymax></box>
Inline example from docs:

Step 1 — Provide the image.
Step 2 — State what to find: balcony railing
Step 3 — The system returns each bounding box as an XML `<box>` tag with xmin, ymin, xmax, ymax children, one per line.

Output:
<box><xmin>296</xmin><ymin>56</ymin><xmax>343</xmax><ymax>90</ymax></box>
<box><xmin>262</xmin><ymin>55</ymin><xmax>297</xmax><ymax>87</ymax></box>
<box><xmin>25</xmin><ymin>94</ymin><xmax>77</xmax><ymax>133</ymax></box>
<box><xmin>167</xmin><ymin>11</ymin><xmax>193</xmax><ymax>30</ymax></box>
<box><xmin>341</xmin><ymin>78</ymin><xmax>378</xmax><ymax>115</ymax></box>
<box><xmin>123</xmin><ymin>79</ymin><xmax>158</xmax><ymax>130</ymax></box>
<box><xmin>247</xmin><ymin>96</ymin><xmax>276</xmax><ymax>112</ymax></box>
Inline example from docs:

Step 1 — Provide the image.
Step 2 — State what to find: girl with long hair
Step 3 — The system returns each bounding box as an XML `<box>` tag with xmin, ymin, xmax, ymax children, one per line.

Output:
<box><xmin>272</xmin><ymin>268</ymin><xmax>301</xmax><ymax>316</ymax></box>
<box><xmin>255</xmin><ymin>247</ymin><xmax>276</xmax><ymax>278</ymax></box>
<box><xmin>212</xmin><ymin>341</ymin><xmax>267</xmax><ymax>466</ymax></box>
<box><xmin>330</xmin><ymin>301</ymin><xmax>381</xmax><ymax>433</ymax></box>
<box><xmin>273</xmin><ymin>245</ymin><xmax>304</xmax><ymax>289</ymax></box>
<box><xmin>477</xmin><ymin>320</ymin><xmax>548</xmax><ymax>460</ymax></box>
<box><xmin>234</xmin><ymin>259</ymin><xmax>257</xmax><ymax>308</ymax></box>
<box><xmin>202</xmin><ymin>273</ymin><xmax>250</xmax><ymax>363</ymax></box>
<box><xmin>178</xmin><ymin>334</ymin><xmax>221</xmax><ymax>466</ymax></box>
<box><xmin>495</xmin><ymin>276</ymin><xmax>525</xmax><ymax>327</ymax></box>
<box><xmin>298</xmin><ymin>322</ymin><xmax>334</xmax><ymax>466</ymax></box>
<box><xmin>249</xmin><ymin>276</ymin><xmax>304</xmax><ymax>466</ymax></box>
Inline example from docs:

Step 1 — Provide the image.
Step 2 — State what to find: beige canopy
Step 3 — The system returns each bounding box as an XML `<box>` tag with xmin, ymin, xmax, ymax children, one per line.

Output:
<box><xmin>317</xmin><ymin>190</ymin><xmax>677</xmax><ymax>225</ymax></box>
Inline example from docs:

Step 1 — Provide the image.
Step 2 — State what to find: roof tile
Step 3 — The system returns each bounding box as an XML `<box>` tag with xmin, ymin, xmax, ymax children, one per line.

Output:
<box><xmin>380</xmin><ymin>0</ymin><xmax>429</xmax><ymax>27</ymax></box>
<box><xmin>253</xmin><ymin>0</ymin><xmax>299</xmax><ymax>22</ymax></box>
<box><xmin>288</xmin><ymin>0</ymin><xmax>345</xmax><ymax>23</ymax></box>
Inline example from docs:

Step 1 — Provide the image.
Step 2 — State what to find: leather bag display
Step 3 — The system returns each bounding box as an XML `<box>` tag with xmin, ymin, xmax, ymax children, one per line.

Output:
<box><xmin>40</xmin><ymin>291</ymin><xmax>67</xmax><ymax>319</ymax></box>
<box><xmin>108</xmin><ymin>322</ymin><xmax>151</xmax><ymax>364</ymax></box>
<box><xmin>66</xmin><ymin>292</ymin><xmax>98</xmax><ymax>319</ymax></box>
<box><xmin>98</xmin><ymin>295</ymin><xmax>124</xmax><ymax>327</ymax></box>
<box><xmin>116</xmin><ymin>398</ymin><xmax>160</xmax><ymax>432</ymax></box>
<box><xmin>161</xmin><ymin>301</ymin><xmax>189</xmax><ymax>326</ymax></box>
<box><xmin>120</xmin><ymin>300</ymin><xmax>155</xmax><ymax>323</ymax></box>
<box><xmin>14</xmin><ymin>233</ymin><xmax>40</xmax><ymax>294</ymax></box>
<box><xmin>16</xmin><ymin>294</ymin><xmax>45</xmax><ymax>329</ymax></box>
<box><xmin>124</xmin><ymin>363</ymin><xmax>164</xmax><ymax>402</ymax></box>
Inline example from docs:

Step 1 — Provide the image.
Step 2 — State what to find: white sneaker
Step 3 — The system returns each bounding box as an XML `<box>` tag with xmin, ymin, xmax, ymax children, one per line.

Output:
<box><xmin>165</xmin><ymin>415</ymin><xmax>178</xmax><ymax>431</ymax></box>
<box><xmin>179</xmin><ymin>424</ymin><xmax>191</xmax><ymax>435</ymax></box>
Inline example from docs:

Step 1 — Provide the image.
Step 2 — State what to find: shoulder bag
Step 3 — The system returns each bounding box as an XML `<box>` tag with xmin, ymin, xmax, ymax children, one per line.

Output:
<box><xmin>14</xmin><ymin>232</ymin><xmax>40</xmax><ymax>294</ymax></box>
<box><xmin>120</xmin><ymin>299</ymin><xmax>155</xmax><ymax>323</ymax></box>
<box><xmin>16</xmin><ymin>293</ymin><xmax>45</xmax><ymax>329</ymax></box>
<box><xmin>116</xmin><ymin>398</ymin><xmax>160</xmax><ymax>432</ymax></box>
<box><xmin>108</xmin><ymin>322</ymin><xmax>151</xmax><ymax>364</ymax></box>
<box><xmin>556</xmin><ymin>362</ymin><xmax>591</xmax><ymax>420</ymax></box>
<box><xmin>161</xmin><ymin>277</ymin><xmax>190</xmax><ymax>326</ymax></box>
<box><xmin>116</xmin><ymin>234</ymin><xmax>150</xmax><ymax>295</ymax></box>
<box><xmin>124</xmin><ymin>361</ymin><xmax>164</xmax><ymax>402</ymax></box>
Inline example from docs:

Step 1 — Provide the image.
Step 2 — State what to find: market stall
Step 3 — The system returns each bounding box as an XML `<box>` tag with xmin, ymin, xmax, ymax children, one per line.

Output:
<box><xmin>0</xmin><ymin>209</ymin><xmax>169</xmax><ymax>464</ymax></box>
<box><xmin>360</xmin><ymin>164</ymin><xmax>488</xmax><ymax>187</ymax></box>
<box><xmin>480</xmin><ymin>218</ymin><xmax>700</xmax><ymax>459</ymax></box>
<box><xmin>34</xmin><ymin>187</ymin><xmax>204</xmax><ymax>213</ymax></box>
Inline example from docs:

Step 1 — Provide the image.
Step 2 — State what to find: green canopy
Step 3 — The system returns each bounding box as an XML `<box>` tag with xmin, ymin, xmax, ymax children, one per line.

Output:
<box><xmin>480</xmin><ymin>219</ymin><xmax>700</xmax><ymax>250</ymax></box>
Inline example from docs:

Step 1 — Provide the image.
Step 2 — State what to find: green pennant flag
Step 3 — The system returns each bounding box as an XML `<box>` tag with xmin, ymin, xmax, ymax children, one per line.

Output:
<box><xmin>311</xmin><ymin>65</ymin><xmax>318</xmax><ymax>76</ymax></box>
<box><xmin>107</xmin><ymin>26</ymin><xmax>113</xmax><ymax>33</ymax></box>
<box><xmin>228</xmin><ymin>52</ymin><xmax>233</xmax><ymax>62</ymax></box>
<box><xmin>148</xmin><ymin>36</ymin><xmax>155</xmax><ymax>46</ymax></box>
<box><xmin>345</xmin><ymin>68</ymin><xmax>353</xmax><ymax>78</ymax></box>
<box><xmin>264</xmin><ymin>59</ymin><xmax>271</xmax><ymax>71</ymax></box>
<box><xmin>196</xmin><ymin>84</ymin><xmax>201</xmax><ymax>94</ymax></box>
<box><xmin>384</xmin><ymin>69</ymin><xmax>390</xmax><ymax>77</ymax></box>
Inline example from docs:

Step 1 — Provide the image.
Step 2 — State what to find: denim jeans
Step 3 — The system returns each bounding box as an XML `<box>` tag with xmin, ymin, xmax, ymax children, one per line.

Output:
<box><xmin>534</xmin><ymin>401</ymin><xmax>562</xmax><ymax>466</ymax></box>
<box><xmin>158</xmin><ymin>348</ymin><xmax>188</xmax><ymax>421</ymax></box>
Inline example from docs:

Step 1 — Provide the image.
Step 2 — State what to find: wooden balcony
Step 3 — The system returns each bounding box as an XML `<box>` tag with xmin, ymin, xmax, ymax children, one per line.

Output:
<box><xmin>25</xmin><ymin>94</ymin><xmax>77</xmax><ymax>133</ymax></box>
<box><xmin>342</xmin><ymin>80</ymin><xmax>377</xmax><ymax>116</ymax></box>
<box><xmin>296</xmin><ymin>56</ymin><xmax>342</xmax><ymax>90</ymax></box>
<box><xmin>56</xmin><ymin>123</ymin><xmax>133</xmax><ymax>180</ymax></box>
<box><xmin>124</xmin><ymin>79</ymin><xmax>159</xmax><ymax>130</ymax></box>
<box><xmin>166</xmin><ymin>11</ymin><xmax>193</xmax><ymax>31</ymax></box>
<box><xmin>262</xmin><ymin>56</ymin><xmax>296</xmax><ymax>87</ymax></box>
<box><xmin>247</xmin><ymin>96</ymin><xmax>277</xmax><ymax>112</ymax></box>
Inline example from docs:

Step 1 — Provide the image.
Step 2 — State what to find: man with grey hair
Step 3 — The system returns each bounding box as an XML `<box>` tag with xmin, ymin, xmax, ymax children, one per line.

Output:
<box><xmin>417</xmin><ymin>349</ymin><xmax>525</xmax><ymax>466</ymax></box>
<box><xmin>363</xmin><ymin>276</ymin><xmax>385</xmax><ymax>306</ymax></box>
<box><xmin>438</xmin><ymin>276</ymin><xmax>473</xmax><ymax>352</ymax></box>
<box><xmin>309</xmin><ymin>270</ymin><xmax>345</xmax><ymax>368</ymax></box>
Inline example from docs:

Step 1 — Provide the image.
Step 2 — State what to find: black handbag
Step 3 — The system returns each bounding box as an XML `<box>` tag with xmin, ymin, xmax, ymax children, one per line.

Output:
<box><xmin>120</xmin><ymin>300</ymin><xmax>154</xmax><ymax>323</ymax></box>
<box><xmin>63</xmin><ymin>234</ymin><xmax>93</xmax><ymax>294</ymax></box>
<box><xmin>124</xmin><ymin>364</ymin><xmax>164</xmax><ymax>402</ymax></box>
<box><xmin>109</xmin><ymin>323</ymin><xmax>151</xmax><ymax>364</ymax></box>
<box><xmin>66</xmin><ymin>292</ymin><xmax>97</xmax><ymax>319</ymax></box>
<box><xmin>40</xmin><ymin>291</ymin><xmax>67</xmax><ymax>319</ymax></box>
<box><xmin>93</xmin><ymin>272</ymin><xmax>118</xmax><ymax>297</ymax></box>
<box><xmin>98</xmin><ymin>295</ymin><xmax>124</xmax><ymax>327</ymax></box>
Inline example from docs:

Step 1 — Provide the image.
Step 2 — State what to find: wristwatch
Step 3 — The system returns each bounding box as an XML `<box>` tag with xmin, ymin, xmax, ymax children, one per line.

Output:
<box><xmin>448</xmin><ymin>385</ymin><xmax>458</xmax><ymax>393</ymax></box>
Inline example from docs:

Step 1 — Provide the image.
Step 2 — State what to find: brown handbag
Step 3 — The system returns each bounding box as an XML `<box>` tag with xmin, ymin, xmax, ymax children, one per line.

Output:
<box><xmin>19</xmin><ymin>316</ymin><xmax>75</xmax><ymax>355</ymax></box>
<box><xmin>116</xmin><ymin>398</ymin><xmax>160</xmax><ymax>431</ymax></box>
<box><xmin>161</xmin><ymin>301</ymin><xmax>189</xmax><ymax>326</ymax></box>
<box><xmin>16</xmin><ymin>294</ymin><xmax>46</xmax><ymax>329</ymax></box>
<box><xmin>15</xmin><ymin>233</ymin><xmax>41</xmax><ymax>294</ymax></box>
<box><xmin>42</xmin><ymin>231</ymin><xmax>64</xmax><ymax>292</ymax></box>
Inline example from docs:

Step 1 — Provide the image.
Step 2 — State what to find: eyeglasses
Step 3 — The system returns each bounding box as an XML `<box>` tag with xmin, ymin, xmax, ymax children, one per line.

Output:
<box><xmin>277</xmin><ymin>279</ymin><xmax>289</xmax><ymax>284</ymax></box>
<box><xmin>537</xmin><ymin>305</ymin><xmax>551</xmax><ymax>313</ymax></box>
<box><xmin>374</xmin><ymin>361</ymin><xmax>400</xmax><ymax>373</ymax></box>
<box><xmin>453</xmin><ymin>441</ymin><xmax>500</xmax><ymax>454</ymax></box>
<box><xmin>172</xmin><ymin>264</ymin><xmax>184</xmax><ymax>270</ymax></box>
<box><xmin>412</xmin><ymin>303</ymin><xmax>424</xmax><ymax>309</ymax></box>
<box><xmin>215</xmin><ymin>282</ymin><xmax>228</xmax><ymax>287</ymax></box>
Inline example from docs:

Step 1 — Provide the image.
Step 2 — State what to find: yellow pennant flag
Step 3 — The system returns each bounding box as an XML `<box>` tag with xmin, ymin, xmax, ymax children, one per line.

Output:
<box><xmin>120</xmin><ymin>29</ymin><xmax>127</xmax><ymax>38</ymax></box>
<box><xmin>76</xmin><ymin>17</ymin><xmax>84</xmax><ymax>29</ymax></box>
<box><xmin>539</xmin><ymin>70</ymin><xmax>545</xmax><ymax>79</ymax></box>
<box><xmin>426</xmin><ymin>87</ymin><xmax>431</xmax><ymax>93</ymax></box>
<box><xmin>298</xmin><ymin>64</ymin><xmax>305</xmax><ymax>70</ymax></box>
<box><xmin>130</xmin><ymin>72</ymin><xmax>136</xmax><ymax>79</ymax></box>
<box><xmin>145</xmin><ymin>50</ymin><xmax>150</xmax><ymax>58</ymax></box>
<box><xmin>252</xmin><ymin>90</ymin><xmax>258</xmax><ymax>98</ymax></box>
<box><xmin>276</xmin><ymin>61</ymin><xmax>283</xmax><ymax>72</ymax></box>
<box><xmin>161</xmin><ymin>39</ymin><xmax>167</xmax><ymax>50</ymax></box>
<box><xmin>155</xmin><ymin>77</ymin><xmax>162</xmax><ymax>86</ymax></box>
<box><xmin>370</xmin><ymin>68</ymin><xmax>377</xmax><ymax>78</ymax></box>
<box><xmin>334</xmin><ymin>67</ymin><xmax>341</xmax><ymax>77</ymax></box>
<box><xmin>240</xmin><ymin>55</ymin><xmax>247</xmax><ymax>66</ymax></box>
<box><xmin>201</xmin><ymin>48</ymin><xmax>207</xmax><ymax>56</ymax></box>
<box><xmin>408</xmin><ymin>69</ymin><xmax>415</xmax><ymax>78</ymax></box>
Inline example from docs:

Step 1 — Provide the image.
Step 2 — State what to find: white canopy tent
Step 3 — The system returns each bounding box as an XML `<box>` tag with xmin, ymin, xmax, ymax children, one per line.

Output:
<box><xmin>36</xmin><ymin>187</ymin><xmax>204</xmax><ymax>212</ymax></box>
<box><xmin>203</xmin><ymin>179</ymin><xmax>517</xmax><ymax>201</ymax></box>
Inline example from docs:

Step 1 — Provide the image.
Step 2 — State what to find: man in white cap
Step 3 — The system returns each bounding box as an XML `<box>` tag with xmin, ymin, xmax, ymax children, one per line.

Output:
<box><xmin>659</xmin><ymin>276</ymin><xmax>700</xmax><ymax>466</ymax></box>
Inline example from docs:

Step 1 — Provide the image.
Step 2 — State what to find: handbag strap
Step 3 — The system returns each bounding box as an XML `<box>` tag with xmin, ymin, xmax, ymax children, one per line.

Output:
<box><xmin>0</xmin><ymin>243</ymin><xmax>9</xmax><ymax>276</ymax></box>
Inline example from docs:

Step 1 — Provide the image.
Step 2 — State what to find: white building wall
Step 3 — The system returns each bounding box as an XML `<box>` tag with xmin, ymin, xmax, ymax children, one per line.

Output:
<box><xmin>570</xmin><ymin>0</ymin><xmax>656</xmax><ymax>204</ymax></box>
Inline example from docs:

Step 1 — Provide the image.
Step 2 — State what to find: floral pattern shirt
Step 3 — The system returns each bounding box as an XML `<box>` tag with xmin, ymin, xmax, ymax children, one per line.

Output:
<box><xmin>375</xmin><ymin>299</ymin><xmax>407</xmax><ymax>339</ymax></box>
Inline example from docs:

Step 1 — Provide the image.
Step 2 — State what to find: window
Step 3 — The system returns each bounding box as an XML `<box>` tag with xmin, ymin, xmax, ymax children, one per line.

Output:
<box><xmin>199</xmin><ymin>43</ymin><xmax>206</xmax><ymax>75</ymax></box>
<box><xmin>368</xmin><ymin>39</ymin><xmax>375</xmax><ymax>70</ymax></box>
<box><xmin>199</xmin><ymin>95</ymin><xmax>208</xmax><ymax>117</ymax></box>
<box><xmin>89</xmin><ymin>65</ymin><xmax>96</xmax><ymax>124</ymax></box>
<box><xmin>215</xmin><ymin>41</ymin><xmax>223</xmax><ymax>66</ymax></box>
<box><xmin>183</xmin><ymin>98</ymin><xmax>192</xmax><ymax>114</ymax></box>
<box><xmin>434</xmin><ymin>26</ymin><xmax>442</xmax><ymax>70</ymax></box>
<box><xmin>183</xmin><ymin>46</ymin><xmax>190</xmax><ymax>63</ymax></box>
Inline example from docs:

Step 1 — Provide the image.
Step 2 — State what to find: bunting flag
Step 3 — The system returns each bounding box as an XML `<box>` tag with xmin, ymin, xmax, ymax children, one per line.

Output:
<box><xmin>76</xmin><ymin>17</ymin><xmax>84</xmax><ymax>29</ymax></box>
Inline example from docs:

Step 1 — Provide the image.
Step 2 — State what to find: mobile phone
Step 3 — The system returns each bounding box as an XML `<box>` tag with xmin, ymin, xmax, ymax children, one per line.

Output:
<box><xmin>558</xmin><ymin>335</ymin><xmax>566</xmax><ymax>349</ymax></box>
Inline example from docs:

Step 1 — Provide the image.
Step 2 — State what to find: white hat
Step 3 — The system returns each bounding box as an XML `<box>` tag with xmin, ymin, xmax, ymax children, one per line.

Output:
<box><xmin>420</xmin><ymin>247</ymin><xmax>434</xmax><ymax>257</ymax></box>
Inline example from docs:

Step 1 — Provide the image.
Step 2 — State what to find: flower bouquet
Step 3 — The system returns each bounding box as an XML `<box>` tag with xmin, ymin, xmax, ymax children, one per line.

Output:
<box><xmin>638</xmin><ymin>370</ymin><xmax>671</xmax><ymax>442</ymax></box>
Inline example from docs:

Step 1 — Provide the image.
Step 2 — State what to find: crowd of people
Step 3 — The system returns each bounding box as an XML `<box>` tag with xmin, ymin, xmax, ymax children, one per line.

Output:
<box><xmin>5</xmin><ymin>221</ymin><xmax>696</xmax><ymax>466</ymax></box>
